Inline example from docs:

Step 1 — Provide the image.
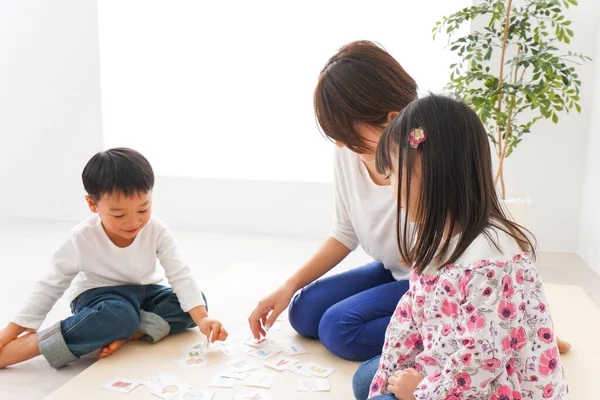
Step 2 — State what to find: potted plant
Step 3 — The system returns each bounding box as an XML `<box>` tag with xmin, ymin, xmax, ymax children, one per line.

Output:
<box><xmin>434</xmin><ymin>0</ymin><xmax>591</xmax><ymax>226</ymax></box>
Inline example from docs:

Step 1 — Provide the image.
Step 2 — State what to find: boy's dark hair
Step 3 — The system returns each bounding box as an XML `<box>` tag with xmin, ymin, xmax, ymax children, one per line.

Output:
<box><xmin>314</xmin><ymin>40</ymin><xmax>418</xmax><ymax>154</ymax></box>
<box><xmin>82</xmin><ymin>147</ymin><xmax>154</xmax><ymax>202</ymax></box>
<box><xmin>376</xmin><ymin>94</ymin><xmax>536</xmax><ymax>274</ymax></box>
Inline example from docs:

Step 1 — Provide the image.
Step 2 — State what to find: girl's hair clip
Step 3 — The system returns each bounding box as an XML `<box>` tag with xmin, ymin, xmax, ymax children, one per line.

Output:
<box><xmin>408</xmin><ymin>127</ymin><xmax>427</xmax><ymax>149</ymax></box>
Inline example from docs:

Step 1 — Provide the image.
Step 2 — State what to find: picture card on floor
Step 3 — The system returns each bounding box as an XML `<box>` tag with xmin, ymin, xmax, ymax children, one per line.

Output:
<box><xmin>244</xmin><ymin>370</ymin><xmax>277</xmax><ymax>389</ymax></box>
<box><xmin>245</xmin><ymin>337</ymin><xmax>271</xmax><ymax>348</ymax></box>
<box><xmin>176</xmin><ymin>356</ymin><xmax>210</xmax><ymax>368</ymax></box>
<box><xmin>142</xmin><ymin>374</ymin><xmax>191</xmax><ymax>400</ymax></box>
<box><xmin>180</xmin><ymin>389</ymin><xmax>216</xmax><ymax>400</ymax></box>
<box><xmin>220</xmin><ymin>344</ymin><xmax>252</xmax><ymax>357</ymax></box>
<box><xmin>233</xmin><ymin>391</ymin><xmax>274</xmax><ymax>400</ymax></box>
<box><xmin>287</xmin><ymin>362</ymin><xmax>313</xmax><ymax>377</ymax></box>
<box><xmin>229</xmin><ymin>359</ymin><xmax>261</xmax><ymax>373</ymax></box>
<box><xmin>219</xmin><ymin>368</ymin><xmax>250</xmax><ymax>380</ymax></box>
<box><xmin>297</xmin><ymin>378</ymin><xmax>331</xmax><ymax>392</ymax></box>
<box><xmin>248</xmin><ymin>346</ymin><xmax>281</xmax><ymax>360</ymax></box>
<box><xmin>283</xmin><ymin>342</ymin><xmax>308</xmax><ymax>356</ymax></box>
<box><xmin>100</xmin><ymin>377</ymin><xmax>140</xmax><ymax>393</ymax></box>
<box><xmin>264</xmin><ymin>356</ymin><xmax>299</xmax><ymax>371</ymax></box>
<box><xmin>307</xmin><ymin>362</ymin><xmax>336</xmax><ymax>378</ymax></box>
<box><xmin>207</xmin><ymin>375</ymin><xmax>237</xmax><ymax>388</ymax></box>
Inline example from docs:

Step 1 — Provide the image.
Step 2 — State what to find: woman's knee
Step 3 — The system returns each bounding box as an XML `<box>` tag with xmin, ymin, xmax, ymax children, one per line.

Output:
<box><xmin>288</xmin><ymin>291</ymin><xmax>321</xmax><ymax>339</ymax></box>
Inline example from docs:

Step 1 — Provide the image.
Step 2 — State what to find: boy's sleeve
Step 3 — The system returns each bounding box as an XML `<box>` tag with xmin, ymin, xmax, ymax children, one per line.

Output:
<box><xmin>156</xmin><ymin>226</ymin><xmax>206</xmax><ymax>311</ymax></box>
<box><xmin>12</xmin><ymin>235</ymin><xmax>80</xmax><ymax>330</ymax></box>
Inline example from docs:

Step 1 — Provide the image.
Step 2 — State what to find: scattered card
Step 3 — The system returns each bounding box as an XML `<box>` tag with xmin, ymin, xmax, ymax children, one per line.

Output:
<box><xmin>244</xmin><ymin>370</ymin><xmax>277</xmax><ymax>389</ymax></box>
<box><xmin>233</xmin><ymin>391</ymin><xmax>274</xmax><ymax>400</ymax></box>
<box><xmin>297</xmin><ymin>378</ymin><xmax>330</xmax><ymax>392</ymax></box>
<box><xmin>264</xmin><ymin>356</ymin><xmax>299</xmax><ymax>371</ymax></box>
<box><xmin>176</xmin><ymin>356</ymin><xmax>210</xmax><ymax>368</ymax></box>
<box><xmin>220</xmin><ymin>344</ymin><xmax>252</xmax><ymax>357</ymax></box>
<box><xmin>248</xmin><ymin>346</ymin><xmax>281</xmax><ymax>360</ymax></box>
<box><xmin>245</xmin><ymin>337</ymin><xmax>271</xmax><ymax>348</ymax></box>
<box><xmin>229</xmin><ymin>359</ymin><xmax>261</xmax><ymax>373</ymax></box>
<box><xmin>283</xmin><ymin>342</ymin><xmax>308</xmax><ymax>356</ymax></box>
<box><xmin>207</xmin><ymin>375</ymin><xmax>237</xmax><ymax>388</ymax></box>
<box><xmin>307</xmin><ymin>362</ymin><xmax>336</xmax><ymax>378</ymax></box>
<box><xmin>142</xmin><ymin>374</ymin><xmax>191</xmax><ymax>400</ymax></box>
<box><xmin>287</xmin><ymin>362</ymin><xmax>313</xmax><ymax>377</ymax></box>
<box><xmin>219</xmin><ymin>368</ymin><xmax>251</xmax><ymax>380</ymax></box>
<box><xmin>100</xmin><ymin>377</ymin><xmax>140</xmax><ymax>393</ymax></box>
<box><xmin>180</xmin><ymin>389</ymin><xmax>216</xmax><ymax>400</ymax></box>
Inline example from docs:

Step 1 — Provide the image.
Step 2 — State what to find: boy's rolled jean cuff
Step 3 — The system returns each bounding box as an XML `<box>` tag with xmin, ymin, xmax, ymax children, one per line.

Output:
<box><xmin>138</xmin><ymin>310</ymin><xmax>171</xmax><ymax>344</ymax></box>
<box><xmin>37</xmin><ymin>322</ymin><xmax>79</xmax><ymax>369</ymax></box>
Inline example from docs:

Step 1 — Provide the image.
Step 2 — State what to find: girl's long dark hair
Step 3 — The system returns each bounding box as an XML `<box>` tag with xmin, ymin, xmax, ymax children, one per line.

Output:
<box><xmin>376</xmin><ymin>94</ymin><xmax>536</xmax><ymax>273</ymax></box>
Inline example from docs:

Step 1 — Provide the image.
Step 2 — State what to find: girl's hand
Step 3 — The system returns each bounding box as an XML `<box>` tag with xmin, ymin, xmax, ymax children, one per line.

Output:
<box><xmin>0</xmin><ymin>323</ymin><xmax>26</xmax><ymax>353</ymax></box>
<box><xmin>387</xmin><ymin>368</ymin><xmax>424</xmax><ymax>400</ymax></box>
<box><xmin>248</xmin><ymin>283</ymin><xmax>296</xmax><ymax>340</ymax></box>
<box><xmin>198</xmin><ymin>318</ymin><xmax>228</xmax><ymax>343</ymax></box>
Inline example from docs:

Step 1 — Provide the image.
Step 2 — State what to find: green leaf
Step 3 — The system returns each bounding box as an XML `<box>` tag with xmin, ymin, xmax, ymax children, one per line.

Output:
<box><xmin>552</xmin><ymin>113</ymin><xmax>559</xmax><ymax>123</ymax></box>
<box><xmin>575</xmin><ymin>103</ymin><xmax>581</xmax><ymax>113</ymax></box>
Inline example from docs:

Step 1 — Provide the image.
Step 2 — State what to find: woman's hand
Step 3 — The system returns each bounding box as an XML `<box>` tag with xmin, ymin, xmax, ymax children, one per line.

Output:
<box><xmin>387</xmin><ymin>368</ymin><xmax>424</xmax><ymax>400</ymax></box>
<box><xmin>248</xmin><ymin>282</ymin><xmax>297</xmax><ymax>339</ymax></box>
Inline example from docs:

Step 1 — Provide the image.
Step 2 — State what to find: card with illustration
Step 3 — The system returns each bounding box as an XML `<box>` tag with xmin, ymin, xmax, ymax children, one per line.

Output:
<box><xmin>207</xmin><ymin>375</ymin><xmax>237</xmax><ymax>388</ymax></box>
<box><xmin>286</xmin><ymin>362</ymin><xmax>313</xmax><ymax>377</ymax></box>
<box><xmin>176</xmin><ymin>355</ymin><xmax>210</xmax><ymax>368</ymax></box>
<box><xmin>142</xmin><ymin>374</ymin><xmax>191</xmax><ymax>400</ymax></box>
<box><xmin>307</xmin><ymin>362</ymin><xmax>336</xmax><ymax>378</ymax></box>
<box><xmin>297</xmin><ymin>378</ymin><xmax>331</xmax><ymax>392</ymax></box>
<box><xmin>100</xmin><ymin>377</ymin><xmax>140</xmax><ymax>393</ymax></box>
<box><xmin>232</xmin><ymin>391</ymin><xmax>274</xmax><ymax>400</ymax></box>
<box><xmin>229</xmin><ymin>359</ymin><xmax>261</xmax><ymax>373</ymax></box>
<box><xmin>219</xmin><ymin>368</ymin><xmax>251</xmax><ymax>380</ymax></box>
<box><xmin>220</xmin><ymin>344</ymin><xmax>252</xmax><ymax>357</ymax></box>
<box><xmin>244</xmin><ymin>370</ymin><xmax>277</xmax><ymax>389</ymax></box>
<box><xmin>245</xmin><ymin>337</ymin><xmax>271</xmax><ymax>348</ymax></box>
<box><xmin>247</xmin><ymin>346</ymin><xmax>281</xmax><ymax>360</ymax></box>
<box><xmin>264</xmin><ymin>356</ymin><xmax>299</xmax><ymax>371</ymax></box>
<box><xmin>180</xmin><ymin>389</ymin><xmax>216</xmax><ymax>400</ymax></box>
<box><xmin>283</xmin><ymin>342</ymin><xmax>308</xmax><ymax>356</ymax></box>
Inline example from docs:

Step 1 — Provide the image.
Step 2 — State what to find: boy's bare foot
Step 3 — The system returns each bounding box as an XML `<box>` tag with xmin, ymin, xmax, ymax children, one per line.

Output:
<box><xmin>557</xmin><ymin>337</ymin><xmax>571</xmax><ymax>354</ymax></box>
<box><xmin>0</xmin><ymin>333</ymin><xmax>40</xmax><ymax>368</ymax></box>
<box><xmin>98</xmin><ymin>331</ymin><xmax>144</xmax><ymax>359</ymax></box>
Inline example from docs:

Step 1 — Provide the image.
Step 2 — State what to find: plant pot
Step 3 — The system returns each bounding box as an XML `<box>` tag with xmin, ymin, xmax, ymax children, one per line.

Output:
<box><xmin>501</xmin><ymin>197</ymin><xmax>532</xmax><ymax>229</ymax></box>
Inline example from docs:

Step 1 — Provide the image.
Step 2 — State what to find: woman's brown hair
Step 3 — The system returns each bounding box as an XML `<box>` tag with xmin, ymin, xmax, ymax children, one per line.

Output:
<box><xmin>314</xmin><ymin>41</ymin><xmax>418</xmax><ymax>154</ymax></box>
<box><xmin>376</xmin><ymin>94</ymin><xmax>536</xmax><ymax>274</ymax></box>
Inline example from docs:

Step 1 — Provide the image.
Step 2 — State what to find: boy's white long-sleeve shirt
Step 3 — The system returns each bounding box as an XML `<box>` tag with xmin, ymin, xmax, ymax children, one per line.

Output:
<box><xmin>13</xmin><ymin>215</ymin><xmax>205</xmax><ymax>330</ymax></box>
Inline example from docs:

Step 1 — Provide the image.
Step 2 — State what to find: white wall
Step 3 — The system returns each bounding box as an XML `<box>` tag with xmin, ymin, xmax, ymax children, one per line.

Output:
<box><xmin>578</xmin><ymin>25</ymin><xmax>600</xmax><ymax>274</ymax></box>
<box><xmin>0</xmin><ymin>0</ymin><xmax>103</xmax><ymax>221</ymax></box>
<box><xmin>472</xmin><ymin>0</ymin><xmax>599</xmax><ymax>253</ymax></box>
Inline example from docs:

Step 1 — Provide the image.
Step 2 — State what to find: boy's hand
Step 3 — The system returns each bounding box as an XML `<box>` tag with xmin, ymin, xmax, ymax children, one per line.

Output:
<box><xmin>0</xmin><ymin>323</ymin><xmax>27</xmax><ymax>353</ymax></box>
<box><xmin>197</xmin><ymin>318</ymin><xmax>228</xmax><ymax>343</ymax></box>
<box><xmin>387</xmin><ymin>368</ymin><xmax>424</xmax><ymax>400</ymax></box>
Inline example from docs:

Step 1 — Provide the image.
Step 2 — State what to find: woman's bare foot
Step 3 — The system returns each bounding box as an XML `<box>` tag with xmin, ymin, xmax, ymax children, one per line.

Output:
<box><xmin>557</xmin><ymin>337</ymin><xmax>571</xmax><ymax>354</ymax></box>
<box><xmin>98</xmin><ymin>332</ymin><xmax>144</xmax><ymax>359</ymax></box>
<box><xmin>0</xmin><ymin>333</ymin><xmax>40</xmax><ymax>368</ymax></box>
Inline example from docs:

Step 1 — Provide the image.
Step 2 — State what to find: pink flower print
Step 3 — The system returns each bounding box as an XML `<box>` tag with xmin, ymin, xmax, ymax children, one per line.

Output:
<box><xmin>513</xmin><ymin>391</ymin><xmax>523</xmax><ymax>400</ymax></box>
<box><xmin>404</xmin><ymin>333</ymin><xmax>423</xmax><ymax>350</ymax></box>
<box><xmin>501</xmin><ymin>275</ymin><xmax>514</xmax><ymax>298</ymax></box>
<box><xmin>482</xmin><ymin>287</ymin><xmax>493</xmax><ymax>297</ymax></box>
<box><xmin>480</xmin><ymin>378</ymin><xmax>494</xmax><ymax>389</ymax></box>
<box><xmin>444</xmin><ymin>396</ymin><xmax>460</xmax><ymax>400</ymax></box>
<box><xmin>481</xmin><ymin>358</ymin><xmax>501</xmax><ymax>371</ymax></box>
<box><xmin>415</xmin><ymin>295</ymin><xmax>426</xmax><ymax>307</ymax></box>
<box><xmin>442</xmin><ymin>279</ymin><xmax>457</xmax><ymax>296</ymax></box>
<box><xmin>539</xmin><ymin>348</ymin><xmax>559</xmax><ymax>376</ymax></box>
<box><xmin>453</xmin><ymin>372</ymin><xmax>471</xmax><ymax>390</ymax></box>
<box><xmin>506</xmin><ymin>358</ymin><xmax>516</xmax><ymax>376</ymax></box>
<box><xmin>491</xmin><ymin>385</ymin><xmax>514</xmax><ymax>400</ymax></box>
<box><xmin>519</xmin><ymin>302</ymin><xmax>526</xmax><ymax>313</ymax></box>
<box><xmin>516</xmin><ymin>268</ymin><xmax>524</xmax><ymax>284</ymax></box>
<box><xmin>462</xmin><ymin>353</ymin><xmax>472</xmax><ymax>366</ymax></box>
<box><xmin>542</xmin><ymin>383</ymin><xmax>554</xmax><ymax>398</ymax></box>
<box><xmin>487</xmin><ymin>270</ymin><xmax>495</xmax><ymax>280</ymax></box>
<box><xmin>458</xmin><ymin>275</ymin><xmax>470</xmax><ymax>296</ymax></box>
<box><xmin>394</xmin><ymin>302</ymin><xmax>412</xmax><ymax>323</ymax></box>
<box><xmin>420</xmin><ymin>275</ymin><xmax>439</xmax><ymax>292</ymax></box>
<box><xmin>429</xmin><ymin>371</ymin><xmax>442</xmax><ymax>383</ymax></box>
<box><xmin>538</xmin><ymin>302</ymin><xmax>547</xmax><ymax>313</ymax></box>
<box><xmin>410</xmin><ymin>270</ymin><xmax>419</xmax><ymax>283</ymax></box>
<box><xmin>456</xmin><ymin>324</ymin><xmax>465</xmax><ymax>335</ymax></box>
<box><xmin>370</xmin><ymin>375</ymin><xmax>385</xmax><ymax>395</ymax></box>
<box><xmin>396</xmin><ymin>354</ymin><xmax>409</xmax><ymax>365</ymax></box>
<box><xmin>496</xmin><ymin>261</ymin><xmax>509</xmax><ymax>268</ymax></box>
<box><xmin>441</xmin><ymin>324</ymin><xmax>452</xmax><ymax>336</ymax></box>
<box><xmin>466</xmin><ymin>311</ymin><xmax>486</xmax><ymax>332</ymax></box>
<box><xmin>538</xmin><ymin>328</ymin><xmax>554</xmax><ymax>344</ymax></box>
<box><xmin>442</xmin><ymin>299</ymin><xmax>459</xmax><ymax>318</ymax></box>
<box><xmin>464</xmin><ymin>303</ymin><xmax>475</xmax><ymax>314</ymax></box>
<box><xmin>498</xmin><ymin>300</ymin><xmax>517</xmax><ymax>320</ymax></box>
<box><xmin>502</xmin><ymin>327</ymin><xmax>527</xmax><ymax>353</ymax></box>
<box><xmin>531</xmin><ymin>375</ymin><xmax>539</xmax><ymax>382</ymax></box>
<box><xmin>463</xmin><ymin>337</ymin><xmax>476</xmax><ymax>350</ymax></box>
<box><xmin>419</xmin><ymin>354</ymin><xmax>438</xmax><ymax>366</ymax></box>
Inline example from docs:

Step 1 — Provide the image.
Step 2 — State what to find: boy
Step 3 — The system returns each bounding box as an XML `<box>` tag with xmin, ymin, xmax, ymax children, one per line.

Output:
<box><xmin>0</xmin><ymin>148</ymin><xmax>227</xmax><ymax>368</ymax></box>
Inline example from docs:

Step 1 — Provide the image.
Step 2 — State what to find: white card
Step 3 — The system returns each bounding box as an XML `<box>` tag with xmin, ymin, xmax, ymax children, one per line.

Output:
<box><xmin>220</xmin><ymin>344</ymin><xmax>252</xmax><ymax>357</ymax></box>
<box><xmin>264</xmin><ymin>356</ymin><xmax>299</xmax><ymax>371</ymax></box>
<box><xmin>269</xmin><ymin>321</ymin><xmax>282</xmax><ymax>331</ymax></box>
<box><xmin>176</xmin><ymin>356</ymin><xmax>210</xmax><ymax>368</ymax></box>
<box><xmin>245</xmin><ymin>337</ymin><xmax>271</xmax><ymax>348</ymax></box>
<box><xmin>287</xmin><ymin>362</ymin><xmax>313</xmax><ymax>377</ymax></box>
<box><xmin>180</xmin><ymin>389</ymin><xmax>216</xmax><ymax>400</ymax></box>
<box><xmin>100</xmin><ymin>377</ymin><xmax>140</xmax><ymax>393</ymax></box>
<box><xmin>247</xmin><ymin>346</ymin><xmax>281</xmax><ymax>360</ymax></box>
<box><xmin>283</xmin><ymin>342</ymin><xmax>308</xmax><ymax>356</ymax></box>
<box><xmin>307</xmin><ymin>362</ymin><xmax>336</xmax><ymax>378</ymax></box>
<box><xmin>142</xmin><ymin>374</ymin><xmax>191</xmax><ymax>400</ymax></box>
<box><xmin>233</xmin><ymin>391</ymin><xmax>274</xmax><ymax>400</ymax></box>
<box><xmin>244</xmin><ymin>370</ymin><xmax>277</xmax><ymax>389</ymax></box>
<box><xmin>207</xmin><ymin>375</ymin><xmax>237</xmax><ymax>388</ymax></box>
<box><xmin>297</xmin><ymin>378</ymin><xmax>330</xmax><ymax>392</ymax></box>
<box><xmin>229</xmin><ymin>359</ymin><xmax>261</xmax><ymax>373</ymax></box>
<box><xmin>219</xmin><ymin>368</ymin><xmax>250</xmax><ymax>380</ymax></box>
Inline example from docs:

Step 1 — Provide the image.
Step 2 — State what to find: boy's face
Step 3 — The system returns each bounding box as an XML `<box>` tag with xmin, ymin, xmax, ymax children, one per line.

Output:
<box><xmin>86</xmin><ymin>191</ymin><xmax>152</xmax><ymax>245</ymax></box>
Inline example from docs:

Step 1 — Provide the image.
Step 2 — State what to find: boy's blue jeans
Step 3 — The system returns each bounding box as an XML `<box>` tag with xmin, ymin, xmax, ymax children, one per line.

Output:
<box><xmin>36</xmin><ymin>285</ymin><xmax>203</xmax><ymax>369</ymax></box>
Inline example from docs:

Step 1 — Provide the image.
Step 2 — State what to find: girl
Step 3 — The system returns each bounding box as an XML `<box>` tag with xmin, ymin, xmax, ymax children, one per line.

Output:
<box><xmin>353</xmin><ymin>95</ymin><xmax>567</xmax><ymax>399</ymax></box>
